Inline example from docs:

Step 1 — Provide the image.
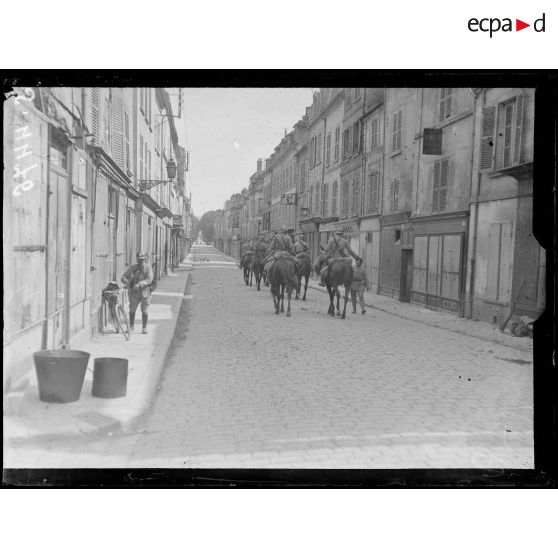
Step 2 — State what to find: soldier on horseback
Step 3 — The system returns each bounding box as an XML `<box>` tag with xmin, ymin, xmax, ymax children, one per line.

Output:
<box><xmin>316</xmin><ymin>228</ymin><xmax>360</xmax><ymax>286</ymax></box>
<box><xmin>293</xmin><ymin>233</ymin><xmax>309</xmax><ymax>255</ymax></box>
<box><xmin>264</xmin><ymin>228</ymin><xmax>300</xmax><ymax>286</ymax></box>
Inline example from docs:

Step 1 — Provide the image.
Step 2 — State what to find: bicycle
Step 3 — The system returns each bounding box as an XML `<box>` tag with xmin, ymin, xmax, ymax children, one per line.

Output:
<box><xmin>102</xmin><ymin>282</ymin><xmax>130</xmax><ymax>341</ymax></box>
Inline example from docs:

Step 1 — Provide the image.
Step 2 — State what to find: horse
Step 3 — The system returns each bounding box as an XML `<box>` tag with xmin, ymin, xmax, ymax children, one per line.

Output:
<box><xmin>295</xmin><ymin>252</ymin><xmax>311</xmax><ymax>301</ymax></box>
<box><xmin>240</xmin><ymin>252</ymin><xmax>253</xmax><ymax>285</ymax></box>
<box><xmin>251</xmin><ymin>253</ymin><xmax>265</xmax><ymax>291</ymax></box>
<box><xmin>271</xmin><ymin>256</ymin><xmax>298</xmax><ymax>317</ymax></box>
<box><xmin>324</xmin><ymin>258</ymin><xmax>353</xmax><ymax>319</ymax></box>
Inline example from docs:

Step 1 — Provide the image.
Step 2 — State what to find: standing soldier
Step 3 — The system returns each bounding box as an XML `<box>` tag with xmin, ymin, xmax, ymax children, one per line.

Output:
<box><xmin>121</xmin><ymin>251</ymin><xmax>154</xmax><ymax>334</ymax></box>
<box><xmin>351</xmin><ymin>256</ymin><xmax>369</xmax><ymax>314</ymax></box>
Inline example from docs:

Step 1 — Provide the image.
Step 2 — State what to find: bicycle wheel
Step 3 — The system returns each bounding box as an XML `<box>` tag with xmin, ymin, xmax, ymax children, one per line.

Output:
<box><xmin>114</xmin><ymin>304</ymin><xmax>130</xmax><ymax>341</ymax></box>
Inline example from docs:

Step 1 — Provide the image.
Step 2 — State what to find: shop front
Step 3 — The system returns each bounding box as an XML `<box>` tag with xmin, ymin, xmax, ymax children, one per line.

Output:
<box><xmin>410</xmin><ymin>212</ymin><xmax>468</xmax><ymax>314</ymax></box>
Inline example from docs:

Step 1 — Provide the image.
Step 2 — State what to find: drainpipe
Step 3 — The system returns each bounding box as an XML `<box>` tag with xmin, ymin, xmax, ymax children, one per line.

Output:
<box><xmin>361</xmin><ymin>88</ymin><xmax>367</xmax><ymax>218</ymax></box>
<box><xmin>43</xmin><ymin>124</ymin><xmax>52</xmax><ymax>350</ymax></box>
<box><xmin>62</xmin><ymin>138</ymin><xmax>73</xmax><ymax>347</ymax></box>
<box><xmin>466</xmin><ymin>89</ymin><xmax>483</xmax><ymax>319</ymax></box>
<box><xmin>415</xmin><ymin>88</ymin><xmax>424</xmax><ymax>215</ymax></box>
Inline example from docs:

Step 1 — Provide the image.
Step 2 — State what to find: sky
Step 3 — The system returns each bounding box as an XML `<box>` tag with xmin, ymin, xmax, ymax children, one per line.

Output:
<box><xmin>173</xmin><ymin>88</ymin><xmax>314</xmax><ymax>217</ymax></box>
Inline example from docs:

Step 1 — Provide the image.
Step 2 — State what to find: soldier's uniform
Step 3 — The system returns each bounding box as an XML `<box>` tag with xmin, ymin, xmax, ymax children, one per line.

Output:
<box><xmin>264</xmin><ymin>230</ymin><xmax>298</xmax><ymax>281</ymax></box>
<box><xmin>351</xmin><ymin>258</ymin><xmax>369</xmax><ymax>314</ymax></box>
<box><xmin>293</xmin><ymin>236</ymin><xmax>309</xmax><ymax>255</ymax></box>
<box><xmin>121</xmin><ymin>252</ymin><xmax>153</xmax><ymax>333</ymax></box>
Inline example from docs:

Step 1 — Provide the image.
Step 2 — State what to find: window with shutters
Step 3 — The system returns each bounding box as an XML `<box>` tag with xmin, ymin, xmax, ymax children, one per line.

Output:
<box><xmin>353</xmin><ymin>121</ymin><xmax>360</xmax><ymax>154</ymax></box>
<box><xmin>485</xmin><ymin>222</ymin><xmax>513</xmax><ymax>302</ymax></box>
<box><xmin>332</xmin><ymin>181</ymin><xmax>338</xmax><ymax>215</ymax></box>
<box><xmin>439</xmin><ymin>88</ymin><xmax>453</xmax><ymax>121</ymax></box>
<box><xmin>341</xmin><ymin>180</ymin><xmax>349</xmax><ymax>215</ymax></box>
<box><xmin>392</xmin><ymin>109</ymin><xmax>402</xmax><ymax>152</ymax></box>
<box><xmin>144</xmin><ymin>143</ymin><xmax>148</xmax><ymax>181</ymax></box>
<box><xmin>322</xmin><ymin>183</ymin><xmax>329</xmax><ymax>216</ymax></box>
<box><xmin>351</xmin><ymin>176</ymin><xmax>360</xmax><ymax>215</ymax></box>
<box><xmin>310</xmin><ymin>136</ymin><xmax>315</xmax><ymax>167</ymax></box>
<box><xmin>480</xmin><ymin>94</ymin><xmax>525</xmax><ymax>172</ymax></box>
<box><xmin>345</xmin><ymin>89</ymin><xmax>351</xmax><ymax>108</ymax></box>
<box><xmin>432</xmin><ymin>159</ymin><xmax>449</xmax><ymax>213</ymax></box>
<box><xmin>308</xmin><ymin>185</ymin><xmax>313</xmax><ymax>214</ymax></box>
<box><xmin>314</xmin><ymin>184</ymin><xmax>320</xmax><ymax>215</ymax></box>
<box><xmin>367</xmin><ymin>171</ymin><xmax>380</xmax><ymax>214</ymax></box>
<box><xmin>326</xmin><ymin>132</ymin><xmax>331</xmax><ymax>166</ymax></box>
<box><xmin>368</xmin><ymin>116</ymin><xmax>380</xmax><ymax>152</ymax></box>
<box><xmin>344</xmin><ymin>127</ymin><xmax>352</xmax><ymax>159</ymax></box>
<box><xmin>389</xmin><ymin>179</ymin><xmax>399</xmax><ymax>214</ymax></box>
<box><xmin>334</xmin><ymin>126</ymin><xmax>340</xmax><ymax>161</ymax></box>
<box><xmin>316</xmin><ymin>133</ymin><xmax>322</xmax><ymax>164</ymax></box>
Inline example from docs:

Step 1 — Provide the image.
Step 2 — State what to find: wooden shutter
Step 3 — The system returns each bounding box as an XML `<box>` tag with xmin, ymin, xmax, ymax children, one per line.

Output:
<box><xmin>498</xmin><ymin>222</ymin><xmax>513</xmax><ymax>301</ymax></box>
<box><xmin>479</xmin><ymin>106</ymin><xmax>497</xmax><ymax>171</ymax></box>
<box><xmin>91</xmin><ymin>87</ymin><xmax>100</xmax><ymax>144</ymax></box>
<box><xmin>393</xmin><ymin>179</ymin><xmax>399</xmax><ymax>212</ymax></box>
<box><xmin>112</xmin><ymin>93</ymin><xmax>124</xmax><ymax>169</ymax></box>
<box><xmin>124</xmin><ymin>110</ymin><xmax>130</xmax><ymax>171</ymax></box>
<box><xmin>512</xmin><ymin>94</ymin><xmax>524</xmax><ymax>165</ymax></box>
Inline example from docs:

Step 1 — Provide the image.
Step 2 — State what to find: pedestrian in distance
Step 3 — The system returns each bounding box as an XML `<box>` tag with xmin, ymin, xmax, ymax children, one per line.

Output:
<box><xmin>351</xmin><ymin>256</ymin><xmax>368</xmax><ymax>314</ymax></box>
<box><xmin>121</xmin><ymin>251</ymin><xmax>154</xmax><ymax>334</ymax></box>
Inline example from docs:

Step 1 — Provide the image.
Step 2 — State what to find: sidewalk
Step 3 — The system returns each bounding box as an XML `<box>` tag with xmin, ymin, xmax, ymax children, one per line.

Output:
<box><xmin>3</xmin><ymin>261</ymin><xmax>192</xmax><ymax>446</ymax></box>
<box><xmin>305</xmin><ymin>276</ymin><xmax>534</xmax><ymax>353</ymax></box>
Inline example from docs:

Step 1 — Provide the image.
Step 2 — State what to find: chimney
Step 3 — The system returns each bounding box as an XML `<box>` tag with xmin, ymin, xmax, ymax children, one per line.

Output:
<box><xmin>257</xmin><ymin>158</ymin><xmax>262</xmax><ymax>173</ymax></box>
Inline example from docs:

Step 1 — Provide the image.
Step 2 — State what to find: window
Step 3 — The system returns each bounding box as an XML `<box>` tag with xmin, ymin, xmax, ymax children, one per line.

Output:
<box><xmin>144</xmin><ymin>142</ymin><xmax>148</xmax><ymax>181</ymax></box>
<box><xmin>124</xmin><ymin>110</ymin><xmax>130</xmax><ymax>170</ymax></box>
<box><xmin>355</xmin><ymin>88</ymin><xmax>361</xmax><ymax>101</ymax></box>
<box><xmin>332</xmin><ymin>181</ymin><xmax>338</xmax><ymax>215</ymax></box>
<box><xmin>103</xmin><ymin>98</ymin><xmax>112</xmax><ymax>150</ymax></box>
<box><xmin>392</xmin><ymin>109</ymin><xmax>402</xmax><ymax>152</ymax></box>
<box><xmin>432</xmin><ymin>159</ymin><xmax>449</xmax><ymax>213</ymax></box>
<box><xmin>316</xmin><ymin>133</ymin><xmax>322</xmax><ymax>164</ymax></box>
<box><xmin>480</xmin><ymin>94</ymin><xmax>525</xmax><ymax>171</ymax></box>
<box><xmin>341</xmin><ymin>181</ymin><xmax>349</xmax><ymax>215</ymax></box>
<box><xmin>351</xmin><ymin>176</ymin><xmax>360</xmax><ymax>215</ymax></box>
<box><xmin>353</xmin><ymin>121</ymin><xmax>361</xmax><ymax>154</ymax></box>
<box><xmin>367</xmin><ymin>171</ymin><xmax>380</xmax><ymax>214</ymax></box>
<box><xmin>326</xmin><ymin>132</ymin><xmax>331</xmax><ymax>166</ymax></box>
<box><xmin>439</xmin><ymin>88</ymin><xmax>453</xmax><ymax>121</ymax></box>
<box><xmin>345</xmin><ymin>89</ymin><xmax>351</xmax><ymax>108</ymax></box>
<box><xmin>309</xmin><ymin>185</ymin><xmax>313</xmax><ymax>214</ymax></box>
<box><xmin>486</xmin><ymin>222</ymin><xmax>513</xmax><ymax>302</ymax></box>
<box><xmin>389</xmin><ymin>179</ymin><xmax>400</xmax><ymax>213</ymax></box>
<box><xmin>310</xmin><ymin>136</ymin><xmax>316</xmax><ymax>167</ymax></box>
<box><xmin>395</xmin><ymin>228</ymin><xmax>401</xmax><ymax>243</ymax></box>
<box><xmin>322</xmin><ymin>183</ymin><xmax>329</xmax><ymax>216</ymax></box>
<box><xmin>343</xmin><ymin>127</ymin><xmax>352</xmax><ymax>158</ymax></box>
<box><xmin>334</xmin><ymin>127</ymin><xmax>340</xmax><ymax>161</ymax></box>
<box><xmin>300</xmin><ymin>161</ymin><xmax>306</xmax><ymax>191</ymax></box>
<box><xmin>314</xmin><ymin>184</ymin><xmax>320</xmax><ymax>215</ymax></box>
<box><xmin>369</xmin><ymin>116</ymin><xmax>379</xmax><ymax>151</ymax></box>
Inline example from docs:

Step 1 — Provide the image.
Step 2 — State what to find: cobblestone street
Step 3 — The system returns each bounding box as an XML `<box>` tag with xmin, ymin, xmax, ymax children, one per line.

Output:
<box><xmin>5</xmin><ymin>245</ymin><xmax>534</xmax><ymax>469</ymax></box>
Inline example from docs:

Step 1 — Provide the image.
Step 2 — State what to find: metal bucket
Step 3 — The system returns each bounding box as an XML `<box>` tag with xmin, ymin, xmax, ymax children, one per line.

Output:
<box><xmin>92</xmin><ymin>358</ymin><xmax>129</xmax><ymax>399</ymax></box>
<box><xmin>33</xmin><ymin>350</ymin><xmax>91</xmax><ymax>403</ymax></box>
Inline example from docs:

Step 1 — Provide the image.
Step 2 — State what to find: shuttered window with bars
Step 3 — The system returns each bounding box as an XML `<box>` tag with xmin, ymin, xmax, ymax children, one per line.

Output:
<box><xmin>389</xmin><ymin>179</ymin><xmax>399</xmax><ymax>214</ymax></box>
<box><xmin>432</xmin><ymin>159</ymin><xmax>449</xmax><ymax>213</ymax></box>
<box><xmin>367</xmin><ymin>171</ymin><xmax>380</xmax><ymax>214</ymax></box>
<box><xmin>439</xmin><ymin>88</ymin><xmax>453</xmax><ymax>121</ymax></box>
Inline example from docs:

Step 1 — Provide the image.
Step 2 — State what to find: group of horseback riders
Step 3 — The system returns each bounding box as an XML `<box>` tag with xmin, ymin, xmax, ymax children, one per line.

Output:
<box><xmin>240</xmin><ymin>226</ymin><xmax>363</xmax><ymax>289</ymax></box>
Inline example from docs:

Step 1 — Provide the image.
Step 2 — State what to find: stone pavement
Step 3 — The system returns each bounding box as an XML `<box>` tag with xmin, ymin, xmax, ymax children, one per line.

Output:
<box><xmin>4</xmin><ymin>244</ymin><xmax>533</xmax><ymax>469</ymax></box>
<box><xmin>3</xmin><ymin>261</ymin><xmax>192</xmax><ymax>467</ymax></box>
